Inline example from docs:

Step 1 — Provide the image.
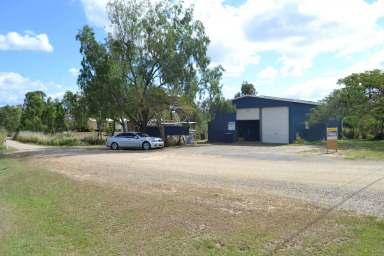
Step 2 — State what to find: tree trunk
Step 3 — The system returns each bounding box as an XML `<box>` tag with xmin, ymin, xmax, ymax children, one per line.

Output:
<box><xmin>120</xmin><ymin>118</ymin><xmax>127</xmax><ymax>132</ymax></box>
<box><xmin>112</xmin><ymin>120</ymin><xmax>116</xmax><ymax>136</ymax></box>
<box><xmin>96</xmin><ymin>120</ymin><xmax>102</xmax><ymax>139</ymax></box>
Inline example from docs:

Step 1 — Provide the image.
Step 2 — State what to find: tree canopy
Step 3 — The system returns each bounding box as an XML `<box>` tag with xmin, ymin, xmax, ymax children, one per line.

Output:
<box><xmin>0</xmin><ymin>105</ymin><xmax>22</xmax><ymax>133</ymax></box>
<box><xmin>309</xmin><ymin>69</ymin><xmax>384</xmax><ymax>139</ymax></box>
<box><xmin>16</xmin><ymin>91</ymin><xmax>71</xmax><ymax>133</ymax></box>
<box><xmin>234</xmin><ymin>81</ymin><xmax>257</xmax><ymax>98</ymax></box>
<box><xmin>76</xmin><ymin>0</ymin><xmax>224</xmax><ymax>132</ymax></box>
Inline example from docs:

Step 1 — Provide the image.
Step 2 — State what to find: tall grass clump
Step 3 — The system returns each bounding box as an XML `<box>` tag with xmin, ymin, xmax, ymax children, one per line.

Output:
<box><xmin>14</xmin><ymin>131</ymin><xmax>80</xmax><ymax>146</ymax></box>
<box><xmin>0</xmin><ymin>129</ymin><xmax>6</xmax><ymax>148</ymax></box>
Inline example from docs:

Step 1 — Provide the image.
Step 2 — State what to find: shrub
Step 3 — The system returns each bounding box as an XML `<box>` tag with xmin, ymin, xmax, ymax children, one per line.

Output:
<box><xmin>81</xmin><ymin>135</ymin><xmax>105</xmax><ymax>145</ymax></box>
<box><xmin>294</xmin><ymin>133</ymin><xmax>305</xmax><ymax>144</ymax></box>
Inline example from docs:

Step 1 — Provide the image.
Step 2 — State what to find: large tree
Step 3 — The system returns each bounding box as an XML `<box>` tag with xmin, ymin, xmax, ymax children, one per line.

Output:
<box><xmin>62</xmin><ymin>91</ymin><xmax>89</xmax><ymax>131</ymax></box>
<box><xmin>19</xmin><ymin>91</ymin><xmax>67</xmax><ymax>133</ymax></box>
<box><xmin>76</xmin><ymin>26</ymin><xmax>118</xmax><ymax>136</ymax></box>
<box><xmin>0</xmin><ymin>105</ymin><xmax>22</xmax><ymax>133</ymax></box>
<box><xmin>106</xmin><ymin>0</ymin><xmax>221</xmax><ymax>131</ymax></box>
<box><xmin>19</xmin><ymin>91</ymin><xmax>47</xmax><ymax>131</ymax></box>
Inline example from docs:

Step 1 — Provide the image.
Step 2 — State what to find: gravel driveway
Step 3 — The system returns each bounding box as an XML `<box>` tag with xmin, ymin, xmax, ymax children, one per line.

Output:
<box><xmin>5</xmin><ymin>140</ymin><xmax>384</xmax><ymax>217</ymax></box>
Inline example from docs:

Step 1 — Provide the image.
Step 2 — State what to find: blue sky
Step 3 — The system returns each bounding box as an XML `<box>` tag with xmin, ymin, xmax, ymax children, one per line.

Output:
<box><xmin>1</xmin><ymin>0</ymin><xmax>384</xmax><ymax>106</ymax></box>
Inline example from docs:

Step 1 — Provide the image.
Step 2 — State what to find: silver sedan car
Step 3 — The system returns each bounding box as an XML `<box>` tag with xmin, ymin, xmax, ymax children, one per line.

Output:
<box><xmin>106</xmin><ymin>132</ymin><xmax>164</xmax><ymax>150</ymax></box>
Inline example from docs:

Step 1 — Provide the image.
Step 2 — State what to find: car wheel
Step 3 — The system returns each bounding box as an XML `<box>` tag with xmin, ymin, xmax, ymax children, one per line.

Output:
<box><xmin>111</xmin><ymin>142</ymin><xmax>119</xmax><ymax>150</ymax></box>
<box><xmin>142</xmin><ymin>141</ymin><xmax>151</xmax><ymax>150</ymax></box>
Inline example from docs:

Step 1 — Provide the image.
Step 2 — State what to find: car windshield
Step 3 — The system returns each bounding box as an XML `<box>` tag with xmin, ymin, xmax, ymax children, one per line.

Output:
<box><xmin>136</xmin><ymin>132</ymin><xmax>149</xmax><ymax>138</ymax></box>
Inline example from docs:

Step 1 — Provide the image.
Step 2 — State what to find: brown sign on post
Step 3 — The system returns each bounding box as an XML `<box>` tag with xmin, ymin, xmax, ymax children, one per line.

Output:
<box><xmin>326</xmin><ymin>127</ymin><xmax>338</xmax><ymax>152</ymax></box>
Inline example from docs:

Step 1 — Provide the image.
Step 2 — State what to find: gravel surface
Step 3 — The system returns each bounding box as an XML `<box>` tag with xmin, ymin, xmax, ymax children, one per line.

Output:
<box><xmin>5</xmin><ymin>140</ymin><xmax>384</xmax><ymax>217</ymax></box>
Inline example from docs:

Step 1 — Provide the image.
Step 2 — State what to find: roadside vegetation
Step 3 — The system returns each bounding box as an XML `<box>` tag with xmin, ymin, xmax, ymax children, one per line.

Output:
<box><xmin>307</xmin><ymin>70</ymin><xmax>384</xmax><ymax>159</ymax></box>
<box><xmin>294</xmin><ymin>138</ymin><xmax>384</xmax><ymax>160</ymax></box>
<box><xmin>0</xmin><ymin>129</ymin><xmax>6</xmax><ymax>151</ymax></box>
<box><xmin>337</xmin><ymin>140</ymin><xmax>384</xmax><ymax>159</ymax></box>
<box><xmin>13</xmin><ymin>131</ymin><xmax>105</xmax><ymax>146</ymax></box>
<box><xmin>0</xmin><ymin>158</ymin><xmax>383</xmax><ymax>255</ymax></box>
<box><xmin>309</xmin><ymin>70</ymin><xmax>384</xmax><ymax>140</ymax></box>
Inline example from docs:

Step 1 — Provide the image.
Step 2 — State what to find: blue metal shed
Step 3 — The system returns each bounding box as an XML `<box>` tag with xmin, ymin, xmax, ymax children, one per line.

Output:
<box><xmin>208</xmin><ymin>95</ymin><xmax>327</xmax><ymax>144</ymax></box>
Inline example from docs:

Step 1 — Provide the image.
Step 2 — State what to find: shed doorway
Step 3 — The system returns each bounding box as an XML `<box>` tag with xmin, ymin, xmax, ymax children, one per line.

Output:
<box><xmin>236</xmin><ymin>120</ymin><xmax>260</xmax><ymax>141</ymax></box>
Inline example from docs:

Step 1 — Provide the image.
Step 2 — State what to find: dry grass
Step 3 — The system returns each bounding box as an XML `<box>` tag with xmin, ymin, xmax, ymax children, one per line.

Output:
<box><xmin>13</xmin><ymin>131</ymin><xmax>105</xmax><ymax>146</ymax></box>
<box><xmin>0</xmin><ymin>159</ymin><xmax>383</xmax><ymax>255</ymax></box>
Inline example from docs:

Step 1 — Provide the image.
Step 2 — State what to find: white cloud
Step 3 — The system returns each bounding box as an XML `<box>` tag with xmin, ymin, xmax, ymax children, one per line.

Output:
<box><xmin>80</xmin><ymin>0</ymin><xmax>109</xmax><ymax>28</ymax></box>
<box><xmin>0</xmin><ymin>32</ymin><xmax>53</xmax><ymax>52</ymax></box>
<box><xmin>69</xmin><ymin>68</ymin><xmax>80</xmax><ymax>78</ymax></box>
<box><xmin>258</xmin><ymin>66</ymin><xmax>278</xmax><ymax>80</ymax></box>
<box><xmin>283</xmin><ymin>75</ymin><xmax>342</xmax><ymax>101</ymax></box>
<box><xmin>283</xmin><ymin>48</ymin><xmax>384</xmax><ymax>100</ymax></box>
<box><xmin>0</xmin><ymin>72</ymin><xmax>64</xmax><ymax>106</ymax></box>
<box><xmin>79</xmin><ymin>0</ymin><xmax>384</xmax><ymax>79</ymax></box>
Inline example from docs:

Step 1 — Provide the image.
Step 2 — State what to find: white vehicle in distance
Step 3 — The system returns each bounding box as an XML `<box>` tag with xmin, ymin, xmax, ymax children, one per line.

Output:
<box><xmin>106</xmin><ymin>132</ymin><xmax>164</xmax><ymax>150</ymax></box>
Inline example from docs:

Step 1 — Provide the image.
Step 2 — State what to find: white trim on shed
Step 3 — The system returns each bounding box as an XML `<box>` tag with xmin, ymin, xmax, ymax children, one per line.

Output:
<box><xmin>236</xmin><ymin>108</ymin><xmax>260</xmax><ymax>120</ymax></box>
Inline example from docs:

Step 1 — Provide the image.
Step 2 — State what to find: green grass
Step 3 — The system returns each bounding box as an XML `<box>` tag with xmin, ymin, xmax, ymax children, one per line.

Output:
<box><xmin>337</xmin><ymin>140</ymin><xmax>384</xmax><ymax>160</ymax></box>
<box><xmin>0</xmin><ymin>159</ymin><xmax>383</xmax><ymax>255</ymax></box>
<box><xmin>13</xmin><ymin>131</ymin><xmax>105</xmax><ymax>146</ymax></box>
<box><xmin>294</xmin><ymin>139</ymin><xmax>384</xmax><ymax>160</ymax></box>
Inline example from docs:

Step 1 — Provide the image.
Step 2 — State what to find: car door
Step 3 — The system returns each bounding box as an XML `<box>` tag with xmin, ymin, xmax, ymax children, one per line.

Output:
<box><xmin>125</xmin><ymin>133</ymin><xmax>137</xmax><ymax>148</ymax></box>
<box><xmin>116</xmin><ymin>133</ymin><xmax>130</xmax><ymax>147</ymax></box>
<box><xmin>129</xmin><ymin>133</ymin><xmax>142</xmax><ymax>148</ymax></box>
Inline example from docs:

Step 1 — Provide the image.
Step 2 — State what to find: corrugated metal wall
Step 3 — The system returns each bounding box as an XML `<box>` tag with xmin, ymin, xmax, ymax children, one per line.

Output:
<box><xmin>208</xmin><ymin>96</ymin><xmax>331</xmax><ymax>143</ymax></box>
<box><xmin>208</xmin><ymin>112</ymin><xmax>236</xmax><ymax>143</ymax></box>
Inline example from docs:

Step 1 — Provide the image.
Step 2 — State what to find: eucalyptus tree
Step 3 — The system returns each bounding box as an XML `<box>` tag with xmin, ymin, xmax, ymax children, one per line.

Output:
<box><xmin>19</xmin><ymin>91</ymin><xmax>47</xmax><ymax>131</ymax></box>
<box><xmin>106</xmin><ymin>0</ymin><xmax>223</xmax><ymax>131</ymax></box>
<box><xmin>76</xmin><ymin>26</ymin><xmax>123</xmax><ymax>136</ymax></box>
<box><xmin>62</xmin><ymin>91</ymin><xmax>89</xmax><ymax>131</ymax></box>
<box><xmin>0</xmin><ymin>105</ymin><xmax>22</xmax><ymax>133</ymax></box>
<box><xmin>234</xmin><ymin>81</ymin><xmax>257</xmax><ymax>98</ymax></box>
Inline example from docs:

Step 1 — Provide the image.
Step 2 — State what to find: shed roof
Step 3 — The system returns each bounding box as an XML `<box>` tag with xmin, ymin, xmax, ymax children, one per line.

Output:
<box><xmin>232</xmin><ymin>95</ymin><xmax>320</xmax><ymax>106</ymax></box>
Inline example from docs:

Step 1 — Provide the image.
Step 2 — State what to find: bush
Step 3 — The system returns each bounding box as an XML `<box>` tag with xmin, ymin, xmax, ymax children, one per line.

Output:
<box><xmin>81</xmin><ymin>135</ymin><xmax>105</xmax><ymax>145</ymax></box>
<box><xmin>0</xmin><ymin>129</ymin><xmax>6</xmax><ymax>147</ymax></box>
<box><xmin>294</xmin><ymin>133</ymin><xmax>305</xmax><ymax>144</ymax></box>
<box><xmin>14</xmin><ymin>131</ymin><xmax>80</xmax><ymax>146</ymax></box>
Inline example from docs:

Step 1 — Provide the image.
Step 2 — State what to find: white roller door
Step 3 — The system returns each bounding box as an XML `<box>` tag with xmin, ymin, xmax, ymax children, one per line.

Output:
<box><xmin>236</xmin><ymin>108</ymin><xmax>260</xmax><ymax>120</ymax></box>
<box><xmin>262</xmin><ymin>107</ymin><xmax>289</xmax><ymax>144</ymax></box>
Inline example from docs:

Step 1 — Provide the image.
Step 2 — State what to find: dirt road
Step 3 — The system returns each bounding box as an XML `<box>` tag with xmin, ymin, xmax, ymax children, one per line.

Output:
<box><xmin>5</xmin><ymin>140</ymin><xmax>384</xmax><ymax>217</ymax></box>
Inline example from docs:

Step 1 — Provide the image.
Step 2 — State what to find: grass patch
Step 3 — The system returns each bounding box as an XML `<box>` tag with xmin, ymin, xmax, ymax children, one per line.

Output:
<box><xmin>14</xmin><ymin>131</ymin><xmax>105</xmax><ymax>146</ymax></box>
<box><xmin>337</xmin><ymin>140</ymin><xmax>384</xmax><ymax>160</ymax></box>
<box><xmin>293</xmin><ymin>139</ymin><xmax>384</xmax><ymax>160</ymax></box>
<box><xmin>0</xmin><ymin>158</ymin><xmax>383</xmax><ymax>255</ymax></box>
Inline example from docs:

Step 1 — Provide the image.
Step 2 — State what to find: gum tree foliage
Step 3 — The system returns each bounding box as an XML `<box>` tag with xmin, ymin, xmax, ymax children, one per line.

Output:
<box><xmin>234</xmin><ymin>81</ymin><xmax>257</xmax><ymax>98</ymax></box>
<box><xmin>0</xmin><ymin>105</ymin><xmax>22</xmax><ymax>133</ymax></box>
<box><xmin>62</xmin><ymin>91</ymin><xmax>89</xmax><ymax>131</ymax></box>
<box><xmin>77</xmin><ymin>0</ymin><xmax>224</xmax><ymax>132</ymax></box>
<box><xmin>19</xmin><ymin>91</ymin><xmax>47</xmax><ymax>132</ymax></box>
<box><xmin>309</xmin><ymin>69</ymin><xmax>384</xmax><ymax>139</ymax></box>
<box><xmin>76</xmin><ymin>26</ymin><xmax>116</xmax><ymax>136</ymax></box>
<box><xmin>19</xmin><ymin>91</ymin><xmax>66</xmax><ymax>133</ymax></box>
